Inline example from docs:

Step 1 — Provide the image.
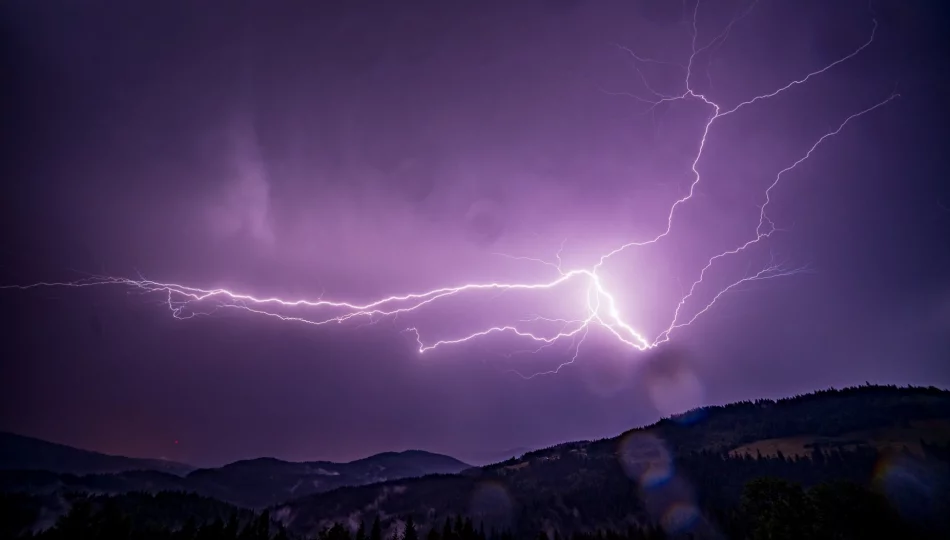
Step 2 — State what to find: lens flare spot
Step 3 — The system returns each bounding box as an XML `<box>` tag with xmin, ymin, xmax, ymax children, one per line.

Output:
<box><xmin>618</xmin><ymin>432</ymin><xmax>674</xmax><ymax>488</ymax></box>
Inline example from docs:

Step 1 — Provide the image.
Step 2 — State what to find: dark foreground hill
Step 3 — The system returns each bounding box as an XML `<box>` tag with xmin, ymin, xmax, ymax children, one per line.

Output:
<box><xmin>275</xmin><ymin>384</ymin><xmax>950</xmax><ymax>537</ymax></box>
<box><xmin>0</xmin><ymin>432</ymin><xmax>194</xmax><ymax>476</ymax></box>
<box><xmin>5</xmin><ymin>443</ymin><xmax>950</xmax><ymax>539</ymax></box>
<box><xmin>184</xmin><ymin>450</ymin><xmax>471</xmax><ymax>507</ymax></box>
<box><xmin>2</xmin><ymin>384</ymin><xmax>949</xmax><ymax>539</ymax></box>
<box><xmin>0</xmin><ymin>447</ymin><xmax>470</xmax><ymax>509</ymax></box>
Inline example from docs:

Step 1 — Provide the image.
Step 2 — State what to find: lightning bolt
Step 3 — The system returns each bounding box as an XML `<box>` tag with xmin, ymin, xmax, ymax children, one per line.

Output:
<box><xmin>3</xmin><ymin>1</ymin><xmax>898</xmax><ymax>378</ymax></box>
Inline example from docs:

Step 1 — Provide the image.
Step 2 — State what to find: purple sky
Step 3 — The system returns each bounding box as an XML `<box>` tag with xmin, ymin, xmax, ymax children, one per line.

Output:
<box><xmin>1</xmin><ymin>0</ymin><xmax>948</xmax><ymax>467</ymax></box>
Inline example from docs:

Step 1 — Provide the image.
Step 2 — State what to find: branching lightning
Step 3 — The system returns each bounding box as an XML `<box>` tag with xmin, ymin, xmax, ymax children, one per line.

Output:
<box><xmin>4</xmin><ymin>1</ymin><xmax>898</xmax><ymax>378</ymax></box>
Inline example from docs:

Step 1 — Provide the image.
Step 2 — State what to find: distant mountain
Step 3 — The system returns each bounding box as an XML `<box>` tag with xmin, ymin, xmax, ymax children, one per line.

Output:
<box><xmin>0</xmin><ymin>432</ymin><xmax>194</xmax><ymax>476</ymax></box>
<box><xmin>4</xmin><ymin>385</ymin><xmax>949</xmax><ymax>538</ymax></box>
<box><xmin>0</xmin><ymin>439</ymin><xmax>470</xmax><ymax>508</ymax></box>
<box><xmin>183</xmin><ymin>450</ymin><xmax>471</xmax><ymax>507</ymax></box>
<box><xmin>349</xmin><ymin>449</ymin><xmax>474</xmax><ymax>476</ymax></box>
<box><xmin>275</xmin><ymin>385</ymin><xmax>950</xmax><ymax>537</ymax></box>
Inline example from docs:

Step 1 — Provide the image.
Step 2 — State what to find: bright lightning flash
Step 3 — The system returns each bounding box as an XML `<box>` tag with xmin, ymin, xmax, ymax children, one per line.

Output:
<box><xmin>4</xmin><ymin>1</ymin><xmax>898</xmax><ymax>378</ymax></box>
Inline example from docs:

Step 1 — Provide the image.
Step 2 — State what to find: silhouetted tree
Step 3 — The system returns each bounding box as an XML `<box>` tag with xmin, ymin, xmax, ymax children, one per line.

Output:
<box><xmin>224</xmin><ymin>513</ymin><xmax>240</xmax><ymax>539</ymax></box>
<box><xmin>442</xmin><ymin>518</ymin><xmax>454</xmax><ymax>540</ymax></box>
<box><xmin>323</xmin><ymin>523</ymin><xmax>352</xmax><ymax>540</ymax></box>
<box><xmin>403</xmin><ymin>516</ymin><xmax>418</xmax><ymax>540</ymax></box>
<box><xmin>178</xmin><ymin>516</ymin><xmax>198</xmax><ymax>540</ymax></box>
<box><xmin>740</xmin><ymin>478</ymin><xmax>813</xmax><ymax>540</ymax></box>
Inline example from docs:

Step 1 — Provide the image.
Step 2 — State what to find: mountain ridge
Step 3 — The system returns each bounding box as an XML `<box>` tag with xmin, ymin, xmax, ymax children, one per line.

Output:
<box><xmin>273</xmin><ymin>384</ymin><xmax>950</xmax><ymax>536</ymax></box>
<box><xmin>0</xmin><ymin>431</ymin><xmax>195</xmax><ymax>476</ymax></box>
<box><xmin>0</xmin><ymin>431</ymin><xmax>470</xmax><ymax>474</ymax></box>
<box><xmin>212</xmin><ymin>449</ymin><xmax>465</xmax><ymax>470</ymax></box>
<box><xmin>3</xmin><ymin>384</ymin><xmax>948</xmax><ymax>534</ymax></box>
<box><xmin>0</xmin><ymin>435</ymin><xmax>471</xmax><ymax>508</ymax></box>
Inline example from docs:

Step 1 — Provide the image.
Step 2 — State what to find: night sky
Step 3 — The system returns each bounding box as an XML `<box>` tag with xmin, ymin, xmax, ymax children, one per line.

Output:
<box><xmin>1</xmin><ymin>0</ymin><xmax>948</xmax><ymax>468</ymax></box>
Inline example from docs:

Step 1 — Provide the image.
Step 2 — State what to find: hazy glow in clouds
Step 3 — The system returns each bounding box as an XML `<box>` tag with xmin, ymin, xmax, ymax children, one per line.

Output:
<box><xmin>4</xmin><ymin>1</ymin><xmax>898</xmax><ymax>379</ymax></box>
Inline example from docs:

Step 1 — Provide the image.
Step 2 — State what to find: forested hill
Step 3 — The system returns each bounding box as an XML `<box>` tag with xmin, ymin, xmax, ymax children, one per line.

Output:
<box><xmin>0</xmin><ymin>432</ymin><xmax>194</xmax><ymax>476</ymax></box>
<box><xmin>276</xmin><ymin>384</ymin><xmax>950</xmax><ymax>537</ymax></box>
<box><xmin>0</xmin><ymin>447</ymin><xmax>470</xmax><ymax>509</ymax></box>
<box><xmin>3</xmin><ymin>384</ymin><xmax>949</xmax><ymax>539</ymax></box>
<box><xmin>592</xmin><ymin>383</ymin><xmax>950</xmax><ymax>457</ymax></box>
<box><xmin>470</xmin><ymin>383</ymin><xmax>950</xmax><ymax>470</ymax></box>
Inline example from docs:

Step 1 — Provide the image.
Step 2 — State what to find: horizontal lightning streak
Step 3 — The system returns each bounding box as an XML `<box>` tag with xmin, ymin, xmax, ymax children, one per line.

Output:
<box><xmin>2</xmin><ymin>0</ymin><xmax>897</xmax><ymax>378</ymax></box>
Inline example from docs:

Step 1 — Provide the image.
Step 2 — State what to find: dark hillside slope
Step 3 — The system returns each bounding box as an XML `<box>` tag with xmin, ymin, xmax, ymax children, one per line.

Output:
<box><xmin>278</xmin><ymin>385</ymin><xmax>950</xmax><ymax>537</ymax></box>
<box><xmin>183</xmin><ymin>450</ymin><xmax>470</xmax><ymax>507</ymax></box>
<box><xmin>610</xmin><ymin>384</ymin><xmax>950</xmax><ymax>455</ymax></box>
<box><xmin>0</xmin><ymin>446</ymin><xmax>470</xmax><ymax>509</ymax></box>
<box><xmin>0</xmin><ymin>432</ymin><xmax>194</xmax><ymax>476</ymax></box>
